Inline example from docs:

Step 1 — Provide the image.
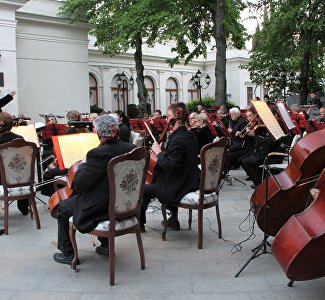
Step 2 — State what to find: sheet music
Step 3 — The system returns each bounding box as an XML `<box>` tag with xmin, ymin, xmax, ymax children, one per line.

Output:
<box><xmin>251</xmin><ymin>100</ymin><xmax>285</xmax><ymax>140</ymax></box>
<box><xmin>276</xmin><ymin>102</ymin><xmax>296</xmax><ymax>130</ymax></box>
<box><xmin>56</xmin><ymin>133</ymin><xmax>99</xmax><ymax>168</ymax></box>
<box><xmin>11</xmin><ymin>126</ymin><xmax>40</xmax><ymax>148</ymax></box>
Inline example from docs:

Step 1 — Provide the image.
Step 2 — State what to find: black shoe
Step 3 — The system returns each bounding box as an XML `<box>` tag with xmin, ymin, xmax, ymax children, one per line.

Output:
<box><xmin>53</xmin><ymin>252</ymin><xmax>79</xmax><ymax>265</ymax></box>
<box><xmin>0</xmin><ymin>228</ymin><xmax>4</xmax><ymax>236</ymax></box>
<box><xmin>19</xmin><ymin>209</ymin><xmax>29</xmax><ymax>216</ymax></box>
<box><xmin>140</xmin><ymin>224</ymin><xmax>146</xmax><ymax>233</ymax></box>
<box><xmin>251</xmin><ymin>184</ymin><xmax>256</xmax><ymax>189</ymax></box>
<box><xmin>245</xmin><ymin>177</ymin><xmax>252</xmax><ymax>181</ymax></box>
<box><xmin>95</xmin><ymin>245</ymin><xmax>109</xmax><ymax>255</ymax></box>
<box><xmin>161</xmin><ymin>218</ymin><xmax>180</xmax><ymax>231</ymax></box>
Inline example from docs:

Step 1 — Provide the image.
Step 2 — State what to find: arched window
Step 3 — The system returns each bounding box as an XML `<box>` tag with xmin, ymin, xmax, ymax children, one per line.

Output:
<box><xmin>89</xmin><ymin>73</ymin><xmax>98</xmax><ymax>106</ymax></box>
<box><xmin>111</xmin><ymin>74</ymin><xmax>129</xmax><ymax>113</ymax></box>
<box><xmin>166</xmin><ymin>77</ymin><xmax>178</xmax><ymax>104</ymax></box>
<box><xmin>144</xmin><ymin>76</ymin><xmax>155</xmax><ymax>115</ymax></box>
<box><xmin>188</xmin><ymin>78</ymin><xmax>199</xmax><ymax>101</ymax></box>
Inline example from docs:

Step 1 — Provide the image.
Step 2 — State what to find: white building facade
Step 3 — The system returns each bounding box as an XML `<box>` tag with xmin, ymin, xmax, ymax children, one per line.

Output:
<box><xmin>0</xmin><ymin>0</ymin><xmax>262</xmax><ymax>121</ymax></box>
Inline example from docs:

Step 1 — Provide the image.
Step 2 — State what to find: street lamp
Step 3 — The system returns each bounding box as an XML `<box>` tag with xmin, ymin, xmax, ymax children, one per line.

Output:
<box><xmin>192</xmin><ymin>69</ymin><xmax>211</xmax><ymax>104</ymax></box>
<box><xmin>116</xmin><ymin>72</ymin><xmax>134</xmax><ymax>112</ymax></box>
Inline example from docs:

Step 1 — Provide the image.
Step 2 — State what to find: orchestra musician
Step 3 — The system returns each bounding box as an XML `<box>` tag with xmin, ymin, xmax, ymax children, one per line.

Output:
<box><xmin>140</xmin><ymin>102</ymin><xmax>200</xmax><ymax>232</ymax></box>
<box><xmin>216</xmin><ymin>107</ymin><xmax>230</xmax><ymax>128</ymax></box>
<box><xmin>52</xmin><ymin>114</ymin><xmax>137</xmax><ymax>264</ymax></box>
<box><xmin>309</xmin><ymin>91</ymin><xmax>321</xmax><ymax>108</ymax></box>
<box><xmin>114</xmin><ymin>110</ymin><xmax>131</xmax><ymax>142</ymax></box>
<box><xmin>0</xmin><ymin>112</ymin><xmax>29</xmax><ymax>215</ymax></box>
<box><xmin>240</xmin><ymin>111</ymin><xmax>288</xmax><ymax>189</ymax></box>
<box><xmin>228</xmin><ymin>107</ymin><xmax>247</xmax><ymax>152</ymax></box>
<box><xmin>189</xmin><ymin>112</ymin><xmax>215</xmax><ymax>151</ymax></box>
<box><xmin>0</xmin><ymin>90</ymin><xmax>16</xmax><ymax>112</ymax></box>
<box><xmin>226</xmin><ymin>109</ymin><xmax>256</xmax><ymax>173</ymax></box>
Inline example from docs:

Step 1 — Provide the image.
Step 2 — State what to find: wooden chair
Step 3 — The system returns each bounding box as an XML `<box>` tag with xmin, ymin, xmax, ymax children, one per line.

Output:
<box><xmin>0</xmin><ymin>139</ymin><xmax>40</xmax><ymax>235</ymax></box>
<box><xmin>161</xmin><ymin>137</ymin><xmax>227</xmax><ymax>249</ymax></box>
<box><xmin>69</xmin><ymin>147</ymin><xmax>149</xmax><ymax>285</ymax></box>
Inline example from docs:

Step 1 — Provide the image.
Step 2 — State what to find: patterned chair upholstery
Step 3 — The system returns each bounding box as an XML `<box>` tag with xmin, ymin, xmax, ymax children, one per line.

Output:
<box><xmin>69</xmin><ymin>147</ymin><xmax>149</xmax><ymax>286</ymax></box>
<box><xmin>161</xmin><ymin>137</ymin><xmax>227</xmax><ymax>249</ymax></box>
<box><xmin>0</xmin><ymin>139</ymin><xmax>40</xmax><ymax>235</ymax></box>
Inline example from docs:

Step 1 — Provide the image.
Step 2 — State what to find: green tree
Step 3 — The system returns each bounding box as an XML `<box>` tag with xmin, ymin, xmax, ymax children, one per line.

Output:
<box><xmin>167</xmin><ymin>0</ymin><xmax>246</xmax><ymax>104</ymax></box>
<box><xmin>245</xmin><ymin>0</ymin><xmax>325</xmax><ymax>104</ymax></box>
<box><xmin>59</xmin><ymin>0</ymin><xmax>181</xmax><ymax>115</ymax></box>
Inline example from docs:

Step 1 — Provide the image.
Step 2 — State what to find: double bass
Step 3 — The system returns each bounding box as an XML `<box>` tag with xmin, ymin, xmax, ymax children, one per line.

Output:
<box><xmin>272</xmin><ymin>168</ymin><xmax>325</xmax><ymax>281</ymax></box>
<box><xmin>250</xmin><ymin>129</ymin><xmax>325</xmax><ymax>236</ymax></box>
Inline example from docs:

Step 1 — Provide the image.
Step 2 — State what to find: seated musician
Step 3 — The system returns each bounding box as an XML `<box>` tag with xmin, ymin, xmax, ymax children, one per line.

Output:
<box><xmin>114</xmin><ymin>110</ymin><xmax>131</xmax><ymax>142</ymax></box>
<box><xmin>53</xmin><ymin>114</ymin><xmax>137</xmax><ymax>263</ymax></box>
<box><xmin>240</xmin><ymin>114</ymin><xmax>287</xmax><ymax>189</ymax></box>
<box><xmin>189</xmin><ymin>112</ymin><xmax>215</xmax><ymax>151</ymax></box>
<box><xmin>140</xmin><ymin>102</ymin><xmax>200</xmax><ymax>232</ymax></box>
<box><xmin>216</xmin><ymin>107</ymin><xmax>230</xmax><ymax>128</ymax></box>
<box><xmin>308</xmin><ymin>91</ymin><xmax>321</xmax><ymax>108</ymax></box>
<box><xmin>228</xmin><ymin>107</ymin><xmax>247</xmax><ymax>152</ymax></box>
<box><xmin>226</xmin><ymin>109</ymin><xmax>256</xmax><ymax>173</ymax></box>
<box><xmin>0</xmin><ymin>112</ymin><xmax>29</xmax><ymax>215</ymax></box>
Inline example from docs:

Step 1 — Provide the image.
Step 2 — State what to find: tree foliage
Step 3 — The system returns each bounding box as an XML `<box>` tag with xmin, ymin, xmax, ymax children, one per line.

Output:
<box><xmin>59</xmin><ymin>0</ymin><xmax>181</xmax><ymax>114</ymax></box>
<box><xmin>167</xmin><ymin>0</ymin><xmax>246</xmax><ymax>104</ymax></box>
<box><xmin>244</xmin><ymin>0</ymin><xmax>325</xmax><ymax>103</ymax></box>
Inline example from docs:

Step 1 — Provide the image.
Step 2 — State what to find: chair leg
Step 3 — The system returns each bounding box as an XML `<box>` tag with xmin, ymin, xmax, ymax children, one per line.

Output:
<box><xmin>198</xmin><ymin>208</ymin><xmax>203</xmax><ymax>249</ymax></box>
<box><xmin>161</xmin><ymin>204</ymin><xmax>168</xmax><ymax>241</ymax></box>
<box><xmin>109</xmin><ymin>235</ymin><xmax>115</xmax><ymax>286</ymax></box>
<box><xmin>215</xmin><ymin>203</ymin><xmax>222</xmax><ymax>238</ymax></box>
<box><xmin>136</xmin><ymin>227</ymin><xmax>145</xmax><ymax>270</ymax></box>
<box><xmin>188</xmin><ymin>209</ymin><xmax>192</xmax><ymax>229</ymax></box>
<box><xmin>4</xmin><ymin>199</ymin><xmax>9</xmax><ymax>235</ymax></box>
<box><xmin>30</xmin><ymin>196</ymin><xmax>41</xmax><ymax>229</ymax></box>
<box><xmin>29</xmin><ymin>198</ymin><xmax>33</xmax><ymax>220</ymax></box>
<box><xmin>69</xmin><ymin>223</ymin><xmax>79</xmax><ymax>272</ymax></box>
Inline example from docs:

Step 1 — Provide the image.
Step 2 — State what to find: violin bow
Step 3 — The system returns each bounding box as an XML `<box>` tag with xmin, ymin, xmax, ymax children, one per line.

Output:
<box><xmin>143</xmin><ymin>121</ymin><xmax>158</xmax><ymax>143</ymax></box>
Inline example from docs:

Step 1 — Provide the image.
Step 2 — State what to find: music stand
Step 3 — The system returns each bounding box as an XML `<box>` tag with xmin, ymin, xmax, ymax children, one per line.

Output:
<box><xmin>235</xmin><ymin>155</ymin><xmax>272</xmax><ymax>277</ymax></box>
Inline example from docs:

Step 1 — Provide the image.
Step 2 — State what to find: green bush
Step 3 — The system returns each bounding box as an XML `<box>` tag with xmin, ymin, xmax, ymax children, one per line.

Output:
<box><xmin>187</xmin><ymin>97</ymin><xmax>216</xmax><ymax>112</ymax></box>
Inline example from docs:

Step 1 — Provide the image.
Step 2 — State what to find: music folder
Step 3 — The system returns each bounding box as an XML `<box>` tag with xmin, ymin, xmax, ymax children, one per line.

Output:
<box><xmin>52</xmin><ymin>133</ymin><xmax>100</xmax><ymax>170</ymax></box>
<box><xmin>11</xmin><ymin>125</ymin><xmax>40</xmax><ymax>148</ymax></box>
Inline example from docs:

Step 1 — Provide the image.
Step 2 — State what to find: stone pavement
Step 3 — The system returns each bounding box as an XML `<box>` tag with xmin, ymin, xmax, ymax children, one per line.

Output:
<box><xmin>0</xmin><ymin>169</ymin><xmax>324</xmax><ymax>299</ymax></box>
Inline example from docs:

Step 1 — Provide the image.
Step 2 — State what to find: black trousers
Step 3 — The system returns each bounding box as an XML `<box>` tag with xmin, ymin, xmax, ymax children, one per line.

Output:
<box><xmin>241</xmin><ymin>155</ymin><xmax>264</xmax><ymax>186</ymax></box>
<box><xmin>140</xmin><ymin>183</ymin><xmax>178</xmax><ymax>226</ymax></box>
<box><xmin>56</xmin><ymin>196</ymin><xmax>108</xmax><ymax>256</ymax></box>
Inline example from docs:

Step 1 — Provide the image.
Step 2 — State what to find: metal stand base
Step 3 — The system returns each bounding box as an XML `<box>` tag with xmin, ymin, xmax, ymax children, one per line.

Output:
<box><xmin>235</xmin><ymin>237</ymin><xmax>271</xmax><ymax>277</ymax></box>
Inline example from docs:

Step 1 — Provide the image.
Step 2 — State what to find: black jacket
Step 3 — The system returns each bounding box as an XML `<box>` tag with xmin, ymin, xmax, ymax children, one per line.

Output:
<box><xmin>153</xmin><ymin>126</ymin><xmax>200</xmax><ymax>204</ymax></box>
<box><xmin>71</xmin><ymin>140</ymin><xmax>136</xmax><ymax>233</ymax></box>
<box><xmin>0</xmin><ymin>132</ymin><xmax>23</xmax><ymax>144</ymax></box>
<box><xmin>0</xmin><ymin>94</ymin><xmax>13</xmax><ymax>112</ymax></box>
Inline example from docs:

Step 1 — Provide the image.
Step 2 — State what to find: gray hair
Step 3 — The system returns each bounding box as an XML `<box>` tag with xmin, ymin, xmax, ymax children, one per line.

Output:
<box><xmin>229</xmin><ymin>107</ymin><xmax>240</xmax><ymax>115</ymax></box>
<box><xmin>93</xmin><ymin>114</ymin><xmax>118</xmax><ymax>138</ymax></box>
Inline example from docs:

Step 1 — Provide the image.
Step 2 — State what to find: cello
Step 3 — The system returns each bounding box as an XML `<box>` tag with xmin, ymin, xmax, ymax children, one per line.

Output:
<box><xmin>250</xmin><ymin>128</ymin><xmax>325</xmax><ymax>236</ymax></box>
<box><xmin>272</xmin><ymin>168</ymin><xmax>325</xmax><ymax>281</ymax></box>
<box><xmin>48</xmin><ymin>160</ymin><xmax>81</xmax><ymax>218</ymax></box>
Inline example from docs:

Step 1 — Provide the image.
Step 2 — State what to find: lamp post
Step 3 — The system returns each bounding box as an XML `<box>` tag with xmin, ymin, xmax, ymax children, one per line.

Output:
<box><xmin>192</xmin><ymin>69</ymin><xmax>211</xmax><ymax>105</ymax></box>
<box><xmin>116</xmin><ymin>71</ymin><xmax>134</xmax><ymax>112</ymax></box>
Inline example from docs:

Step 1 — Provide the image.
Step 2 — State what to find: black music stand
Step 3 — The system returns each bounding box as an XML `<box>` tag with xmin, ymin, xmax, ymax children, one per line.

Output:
<box><xmin>235</xmin><ymin>155</ymin><xmax>272</xmax><ymax>277</ymax></box>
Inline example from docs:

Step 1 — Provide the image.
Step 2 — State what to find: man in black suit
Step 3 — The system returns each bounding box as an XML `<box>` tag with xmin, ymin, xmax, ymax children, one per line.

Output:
<box><xmin>0</xmin><ymin>90</ymin><xmax>16</xmax><ymax>112</ymax></box>
<box><xmin>53</xmin><ymin>114</ymin><xmax>136</xmax><ymax>264</ymax></box>
<box><xmin>140</xmin><ymin>102</ymin><xmax>200</xmax><ymax>232</ymax></box>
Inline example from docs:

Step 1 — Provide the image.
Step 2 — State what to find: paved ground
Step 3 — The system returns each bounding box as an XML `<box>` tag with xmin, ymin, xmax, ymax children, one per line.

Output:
<box><xmin>0</xmin><ymin>169</ymin><xmax>324</xmax><ymax>299</ymax></box>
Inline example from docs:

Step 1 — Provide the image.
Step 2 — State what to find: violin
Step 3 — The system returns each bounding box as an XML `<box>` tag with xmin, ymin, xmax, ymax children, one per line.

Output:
<box><xmin>272</xmin><ymin>168</ymin><xmax>325</xmax><ymax>281</ymax></box>
<box><xmin>250</xmin><ymin>128</ymin><xmax>325</xmax><ymax>236</ymax></box>
<box><xmin>48</xmin><ymin>160</ymin><xmax>81</xmax><ymax>218</ymax></box>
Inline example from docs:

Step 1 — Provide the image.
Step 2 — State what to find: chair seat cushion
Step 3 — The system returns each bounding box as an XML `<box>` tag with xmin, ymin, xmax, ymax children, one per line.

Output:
<box><xmin>69</xmin><ymin>216</ymin><xmax>138</xmax><ymax>231</ymax></box>
<box><xmin>0</xmin><ymin>185</ymin><xmax>34</xmax><ymax>197</ymax></box>
<box><xmin>180</xmin><ymin>191</ymin><xmax>218</xmax><ymax>205</ymax></box>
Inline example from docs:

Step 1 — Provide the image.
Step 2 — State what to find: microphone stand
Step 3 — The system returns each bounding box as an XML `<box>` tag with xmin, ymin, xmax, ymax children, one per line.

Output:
<box><xmin>235</xmin><ymin>155</ymin><xmax>272</xmax><ymax>277</ymax></box>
